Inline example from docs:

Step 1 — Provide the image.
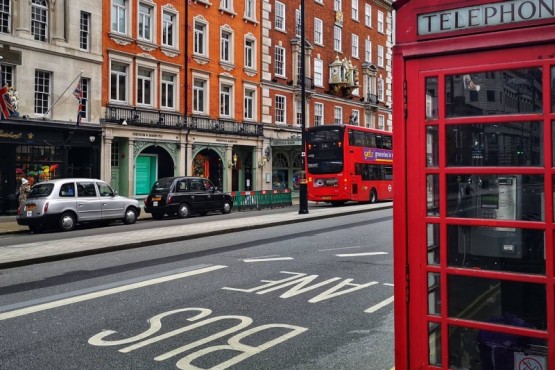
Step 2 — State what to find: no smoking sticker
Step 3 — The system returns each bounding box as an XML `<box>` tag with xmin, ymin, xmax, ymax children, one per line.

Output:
<box><xmin>515</xmin><ymin>353</ymin><xmax>546</xmax><ymax>370</ymax></box>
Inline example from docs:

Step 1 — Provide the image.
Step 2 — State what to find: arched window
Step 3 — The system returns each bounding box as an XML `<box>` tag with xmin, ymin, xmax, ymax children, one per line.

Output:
<box><xmin>32</xmin><ymin>0</ymin><xmax>48</xmax><ymax>42</ymax></box>
<box><xmin>272</xmin><ymin>153</ymin><xmax>289</xmax><ymax>190</ymax></box>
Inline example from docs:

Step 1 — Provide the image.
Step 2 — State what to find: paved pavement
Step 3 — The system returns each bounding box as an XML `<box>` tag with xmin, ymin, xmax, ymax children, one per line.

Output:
<box><xmin>0</xmin><ymin>202</ymin><xmax>392</xmax><ymax>269</ymax></box>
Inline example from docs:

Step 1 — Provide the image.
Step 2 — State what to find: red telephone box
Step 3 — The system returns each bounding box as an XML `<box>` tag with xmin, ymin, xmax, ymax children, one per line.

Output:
<box><xmin>393</xmin><ymin>1</ymin><xmax>555</xmax><ymax>368</ymax></box>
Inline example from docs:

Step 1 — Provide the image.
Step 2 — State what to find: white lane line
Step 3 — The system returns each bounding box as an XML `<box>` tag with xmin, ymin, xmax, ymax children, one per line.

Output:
<box><xmin>336</xmin><ymin>252</ymin><xmax>388</xmax><ymax>257</ymax></box>
<box><xmin>0</xmin><ymin>264</ymin><xmax>227</xmax><ymax>321</ymax></box>
<box><xmin>318</xmin><ymin>246</ymin><xmax>361</xmax><ymax>252</ymax></box>
<box><xmin>243</xmin><ymin>257</ymin><xmax>294</xmax><ymax>262</ymax></box>
<box><xmin>383</xmin><ymin>283</ymin><xmax>394</xmax><ymax>287</ymax></box>
<box><xmin>365</xmin><ymin>296</ymin><xmax>394</xmax><ymax>313</ymax></box>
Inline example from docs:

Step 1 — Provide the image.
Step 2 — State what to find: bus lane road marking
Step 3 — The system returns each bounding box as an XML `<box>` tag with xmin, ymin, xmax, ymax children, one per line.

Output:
<box><xmin>336</xmin><ymin>252</ymin><xmax>388</xmax><ymax>257</ymax></box>
<box><xmin>243</xmin><ymin>256</ymin><xmax>294</xmax><ymax>262</ymax></box>
<box><xmin>0</xmin><ymin>264</ymin><xmax>227</xmax><ymax>321</ymax></box>
<box><xmin>365</xmin><ymin>296</ymin><xmax>394</xmax><ymax>313</ymax></box>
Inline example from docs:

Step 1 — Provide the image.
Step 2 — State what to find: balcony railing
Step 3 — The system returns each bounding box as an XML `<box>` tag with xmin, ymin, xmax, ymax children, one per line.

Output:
<box><xmin>103</xmin><ymin>105</ymin><xmax>263</xmax><ymax>136</ymax></box>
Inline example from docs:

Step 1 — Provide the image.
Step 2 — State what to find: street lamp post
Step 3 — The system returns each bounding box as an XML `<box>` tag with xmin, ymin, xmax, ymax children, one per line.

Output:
<box><xmin>299</xmin><ymin>0</ymin><xmax>309</xmax><ymax>214</ymax></box>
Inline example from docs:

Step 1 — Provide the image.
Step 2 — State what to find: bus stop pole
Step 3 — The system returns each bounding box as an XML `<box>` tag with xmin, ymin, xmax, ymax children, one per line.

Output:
<box><xmin>299</xmin><ymin>0</ymin><xmax>309</xmax><ymax>214</ymax></box>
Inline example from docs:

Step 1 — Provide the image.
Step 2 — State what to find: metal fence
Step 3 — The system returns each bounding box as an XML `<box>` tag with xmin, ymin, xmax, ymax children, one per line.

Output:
<box><xmin>231</xmin><ymin>189</ymin><xmax>293</xmax><ymax>211</ymax></box>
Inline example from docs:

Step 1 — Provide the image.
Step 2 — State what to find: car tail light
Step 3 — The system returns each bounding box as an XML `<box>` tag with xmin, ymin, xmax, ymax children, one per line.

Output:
<box><xmin>167</xmin><ymin>195</ymin><xmax>172</xmax><ymax>204</ymax></box>
<box><xmin>44</xmin><ymin>202</ymin><xmax>49</xmax><ymax>213</ymax></box>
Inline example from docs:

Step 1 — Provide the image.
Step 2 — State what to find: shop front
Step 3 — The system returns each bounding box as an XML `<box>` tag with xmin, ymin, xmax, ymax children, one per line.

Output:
<box><xmin>394</xmin><ymin>0</ymin><xmax>555</xmax><ymax>369</ymax></box>
<box><xmin>270</xmin><ymin>138</ymin><xmax>303</xmax><ymax>198</ymax></box>
<box><xmin>0</xmin><ymin>119</ymin><xmax>101</xmax><ymax>214</ymax></box>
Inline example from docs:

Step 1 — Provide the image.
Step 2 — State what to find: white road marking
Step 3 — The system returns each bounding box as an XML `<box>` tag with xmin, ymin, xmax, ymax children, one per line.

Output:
<box><xmin>0</xmin><ymin>265</ymin><xmax>227</xmax><ymax>321</ymax></box>
<box><xmin>383</xmin><ymin>283</ymin><xmax>394</xmax><ymax>286</ymax></box>
<box><xmin>243</xmin><ymin>257</ymin><xmax>294</xmax><ymax>262</ymax></box>
<box><xmin>336</xmin><ymin>252</ymin><xmax>388</xmax><ymax>257</ymax></box>
<box><xmin>318</xmin><ymin>246</ymin><xmax>361</xmax><ymax>252</ymax></box>
<box><xmin>365</xmin><ymin>296</ymin><xmax>394</xmax><ymax>313</ymax></box>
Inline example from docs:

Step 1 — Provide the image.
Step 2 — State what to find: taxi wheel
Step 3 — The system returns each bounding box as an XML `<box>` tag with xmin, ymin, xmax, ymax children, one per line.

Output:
<box><xmin>222</xmin><ymin>201</ymin><xmax>232</xmax><ymax>214</ymax></box>
<box><xmin>59</xmin><ymin>212</ymin><xmax>76</xmax><ymax>232</ymax></box>
<box><xmin>123</xmin><ymin>207</ymin><xmax>138</xmax><ymax>225</ymax></box>
<box><xmin>177</xmin><ymin>203</ymin><xmax>190</xmax><ymax>218</ymax></box>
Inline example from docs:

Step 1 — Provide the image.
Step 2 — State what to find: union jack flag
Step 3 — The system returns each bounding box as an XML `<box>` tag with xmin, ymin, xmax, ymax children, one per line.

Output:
<box><xmin>0</xmin><ymin>85</ymin><xmax>14</xmax><ymax>120</ymax></box>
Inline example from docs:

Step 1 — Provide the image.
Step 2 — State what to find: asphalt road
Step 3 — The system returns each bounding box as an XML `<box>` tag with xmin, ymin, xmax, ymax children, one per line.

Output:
<box><xmin>0</xmin><ymin>208</ymin><xmax>394</xmax><ymax>370</ymax></box>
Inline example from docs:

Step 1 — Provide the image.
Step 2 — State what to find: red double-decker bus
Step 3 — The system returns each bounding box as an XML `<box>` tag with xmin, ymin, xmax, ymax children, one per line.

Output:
<box><xmin>306</xmin><ymin>124</ymin><xmax>393</xmax><ymax>205</ymax></box>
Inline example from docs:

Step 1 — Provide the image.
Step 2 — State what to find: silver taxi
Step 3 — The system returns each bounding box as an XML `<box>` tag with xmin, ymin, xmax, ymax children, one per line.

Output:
<box><xmin>16</xmin><ymin>178</ymin><xmax>140</xmax><ymax>232</ymax></box>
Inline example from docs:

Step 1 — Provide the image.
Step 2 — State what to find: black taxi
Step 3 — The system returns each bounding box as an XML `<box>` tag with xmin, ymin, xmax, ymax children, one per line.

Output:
<box><xmin>143</xmin><ymin>176</ymin><xmax>233</xmax><ymax>220</ymax></box>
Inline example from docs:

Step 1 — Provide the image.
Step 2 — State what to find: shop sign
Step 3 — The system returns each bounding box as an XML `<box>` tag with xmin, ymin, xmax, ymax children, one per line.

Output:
<box><xmin>132</xmin><ymin>132</ymin><xmax>164</xmax><ymax>139</ymax></box>
<box><xmin>271</xmin><ymin>139</ymin><xmax>301</xmax><ymax>146</ymax></box>
<box><xmin>418</xmin><ymin>0</ymin><xmax>555</xmax><ymax>36</ymax></box>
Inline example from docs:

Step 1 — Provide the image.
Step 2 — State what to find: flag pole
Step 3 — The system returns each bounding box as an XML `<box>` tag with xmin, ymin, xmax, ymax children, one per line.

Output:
<box><xmin>44</xmin><ymin>70</ymin><xmax>83</xmax><ymax>115</ymax></box>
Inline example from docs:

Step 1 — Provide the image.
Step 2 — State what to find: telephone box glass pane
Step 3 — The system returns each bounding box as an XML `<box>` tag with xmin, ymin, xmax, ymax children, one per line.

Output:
<box><xmin>427</xmin><ymin>175</ymin><xmax>439</xmax><ymax>216</ymax></box>
<box><xmin>446</xmin><ymin>122</ymin><xmax>543</xmax><ymax>167</ymax></box>
<box><xmin>445</xmin><ymin>67</ymin><xmax>542</xmax><ymax>117</ymax></box>
<box><xmin>425</xmin><ymin>77</ymin><xmax>438</xmax><ymax>120</ymax></box>
<box><xmin>448</xmin><ymin>275</ymin><xmax>547</xmax><ymax>329</ymax></box>
<box><xmin>428</xmin><ymin>272</ymin><xmax>441</xmax><ymax>315</ymax></box>
<box><xmin>447</xmin><ymin>225</ymin><xmax>545</xmax><ymax>274</ymax></box>
<box><xmin>448</xmin><ymin>326</ymin><xmax>547</xmax><ymax>370</ymax></box>
<box><xmin>428</xmin><ymin>322</ymin><xmax>441</xmax><ymax>367</ymax></box>
<box><xmin>426</xmin><ymin>126</ymin><xmax>438</xmax><ymax>167</ymax></box>
<box><xmin>446</xmin><ymin>174</ymin><xmax>544</xmax><ymax>222</ymax></box>
<box><xmin>427</xmin><ymin>223</ymin><xmax>440</xmax><ymax>265</ymax></box>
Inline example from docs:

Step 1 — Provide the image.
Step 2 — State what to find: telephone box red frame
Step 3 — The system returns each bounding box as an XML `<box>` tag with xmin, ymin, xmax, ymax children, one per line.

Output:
<box><xmin>394</xmin><ymin>0</ymin><xmax>555</xmax><ymax>368</ymax></box>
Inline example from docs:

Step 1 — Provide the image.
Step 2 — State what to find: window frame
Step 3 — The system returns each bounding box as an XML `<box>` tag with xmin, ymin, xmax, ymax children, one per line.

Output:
<box><xmin>334</xmin><ymin>106</ymin><xmax>343</xmax><ymax>124</ymax></box>
<box><xmin>219</xmin><ymin>82</ymin><xmax>234</xmax><ymax>118</ymax></box>
<box><xmin>314</xmin><ymin>18</ymin><xmax>323</xmax><ymax>45</ymax></box>
<box><xmin>351</xmin><ymin>0</ymin><xmax>358</xmax><ymax>21</ymax></box>
<box><xmin>194</xmin><ymin>19</ymin><xmax>208</xmax><ymax>56</ymax></box>
<box><xmin>275</xmin><ymin>94</ymin><xmax>286</xmax><ymax>124</ymax></box>
<box><xmin>275</xmin><ymin>1</ymin><xmax>285</xmax><ymax>32</ymax></box>
<box><xmin>111</xmin><ymin>0</ymin><xmax>127</xmax><ymax>35</ymax></box>
<box><xmin>0</xmin><ymin>0</ymin><xmax>11</xmax><ymax>34</ymax></box>
<box><xmin>79</xmin><ymin>11</ymin><xmax>91</xmax><ymax>51</ymax></box>
<box><xmin>162</xmin><ymin>9</ymin><xmax>176</xmax><ymax>48</ymax></box>
<box><xmin>220</xmin><ymin>28</ymin><xmax>233</xmax><ymax>64</ymax></box>
<box><xmin>377</xmin><ymin>10</ymin><xmax>384</xmax><ymax>33</ymax></box>
<box><xmin>136</xmin><ymin>66</ymin><xmax>154</xmax><ymax>106</ymax></box>
<box><xmin>31</xmin><ymin>0</ymin><xmax>48</xmax><ymax>42</ymax></box>
<box><xmin>352</xmin><ymin>34</ymin><xmax>359</xmax><ymax>58</ymax></box>
<box><xmin>275</xmin><ymin>46</ymin><xmax>286</xmax><ymax>77</ymax></box>
<box><xmin>34</xmin><ymin>69</ymin><xmax>51</xmax><ymax>116</ymax></box>
<box><xmin>110</xmin><ymin>61</ymin><xmax>128</xmax><ymax>103</ymax></box>
<box><xmin>364</xmin><ymin>4</ymin><xmax>372</xmax><ymax>27</ymax></box>
<box><xmin>160</xmin><ymin>72</ymin><xmax>176</xmax><ymax>110</ymax></box>
<box><xmin>314</xmin><ymin>102</ymin><xmax>324</xmax><ymax>126</ymax></box>
<box><xmin>244</xmin><ymin>36</ymin><xmax>256</xmax><ymax>70</ymax></box>
<box><xmin>314</xmin><ymin>58</ymin><xmax>323</xmax><ymax>87</ymax></box>
<box><xmin>138</xmin><ymin>2</ymin><xmax>153</xmax><ymax>42</ymax></box>
<box><xmin>334</xmin><ymin>26</ymin><xmax>342</xmax><ymax>52</ymax></box>
<box><xmin>244</xmin><ymin>87</ymin><xmax>256</xmax><ymax>121</ymax></box>
<box><xmin>192</xmin><ymin>75</ymin><xmax>209</xmax><ymax>115</ymax></box>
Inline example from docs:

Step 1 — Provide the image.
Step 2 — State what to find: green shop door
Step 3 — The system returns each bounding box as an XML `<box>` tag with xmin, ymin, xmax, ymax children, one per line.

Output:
<box><xmin>135</xmin><ymin>155</ymin><xmax>157</xmax><ymax>196</ymax></box>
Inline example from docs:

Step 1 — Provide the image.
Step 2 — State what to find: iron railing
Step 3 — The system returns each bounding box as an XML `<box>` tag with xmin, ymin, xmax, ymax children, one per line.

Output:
<box><xmin>103</xmin><ymin>105</ymin><xmax>263</xmax><ymax>136</ymax></box>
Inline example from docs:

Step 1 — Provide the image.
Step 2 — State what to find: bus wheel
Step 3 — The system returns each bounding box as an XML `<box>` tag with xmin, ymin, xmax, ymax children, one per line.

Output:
<box><xmin>370</xmin><ymin>189</ymin><xmax>378</xmax><ymax>203</ymax></box>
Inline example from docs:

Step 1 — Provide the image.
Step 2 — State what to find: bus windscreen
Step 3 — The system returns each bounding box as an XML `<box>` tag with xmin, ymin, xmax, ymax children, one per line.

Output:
<box><xmin>307</xmin><ymin>128</ymin><xmax>344</xmax><ymax>174</ymax></box>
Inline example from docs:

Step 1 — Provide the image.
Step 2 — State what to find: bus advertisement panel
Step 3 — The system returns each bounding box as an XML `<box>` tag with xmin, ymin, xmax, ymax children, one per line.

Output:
<box><xmin>306</xmin><ymin>124</ymin><xmax>393</xmax><ymax>205</ymax></box>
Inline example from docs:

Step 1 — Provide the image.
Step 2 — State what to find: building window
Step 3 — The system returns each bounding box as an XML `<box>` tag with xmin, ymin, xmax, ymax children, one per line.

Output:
<box><xmin>245</xmin><ymin>38</ymin><xmax>255</xmax><ymax>69</ymax></box>
<box><xmin>111</xmin><ymin>0</ymin><xmax>127</xmax><ymax>35</ymax></box>
<box><xmin>352</xmin><ymin>34</ymin><xmax>359</xmax><ymax>58</ymax></box>
<box><xmin>334</xmin><ymin>26</ymin><xmax>341</xmax><ymax>52</ymax></box>
<box><xmin>275</xmin><ymin>95</ymin><xmax>286</xmax><ymax>124</ymax></box>
<box><xmin>34</xmin><ymin>70</ymin><xmax>51</xmax><ymax>115</ymax></box>
<box><xmin>1</xmin><ymin>64</ymin><xmax>14</xmax><ymax>87</ymax></box>
<box><xmin>80</xmin><ymin>78</ymin><xmax>90</xmax><ymax>121</ymax></box>
<box><xmin>79</xmin><ymin>12</ymin><xmax>91</xmax><ymax>51</ymax></box>
<box><xmin>334</xmin><ymin>106</ymin><xmax>342</xmax><ymax>124</ymax></box>
<box><xmin>221</xmin><ymin>30</ymin><xmax>232</xmax><ymax>63</ymax></box>
<box><xmin>365</xmin><ymin>39</ymin><xmax>372</xmax><ymax>62</ymax></box>
<box><xmin>314</xmin><ymin>58</ymin><xmax>323</xmax><ymax>87</ymax></box>
<box><xmin>377</xmin><ymin>10</ymin><xmax>384</xmax><ymax>33</ymax></box>
<box><xmin>377</xmin><ymin>45</ymin><xmax>384</xmax><ymax>67</ymax></box>
<box><xmin>314</xmin><ymin>18</ymin><xmax>323</xmax><ymax>45</ymax></box>
<box><xmin>162</xmin><ymin>11</ymin><xmax>175</xmax><ymax>48</ymax></box>
<box><xmin>314</xmin><ymin>103</ymin><xmax>323</xmax><ymax>126</ymax></box>
<box><xmin>350</xmin><ymin>110</ymin><xmax>359</xmax><ymax>125</ymax></box>
<box><xmin>245</xmin><ymin>0</ymin><xmax>255</xmax><ymax>19</ymax></box>
<box><xmin>378</xmin><ymin>114</ymin><xmax>385</xmax><ymax>130</ymax></box>
<box><xmin>351</xmin><ymin>0</ymin><xmax>358</xmax><ymax>20</ymax></box>
<box><xmin>275</xmin><ymin>46</ymin><xmax>285</xmax><ymax>77</ymax></box>
<box><xmin>137</xmin><ymin>67</ymin><xmax>152</xmax><ymax>106</ymax></box>
<box><xmin>377</xmin><ymin>77</ymin><xmax>384</xmax><ymax>101</ymax></box>
<box><xmin>295</xmin><ymin>9</ymin><xmax>301</xmax><ymax>37</ymax></box>
<box><xmin>194</xmin><ymin>20</ymin><xmax>207</xmax><ymax>56</ymax></box>
<box><xmin>220</xmin><ymin>84</ymin><xmax>233</xmax><ymax>117</ymax></box>
<box><xmin>111</xmin><ymin>141</ymin><xmax>119</xmax><ymax>167</ymax></box>
<box><xmin>275</xmin><ymin>1</ymin><xmax>285</xmax><ymax>31</ymax></box>
<box><xmin>220</xmin><ymin>0</ymin><xmax>233</xmax><ymax>12</ymax></box>
<box><xmin>365</xmin><ymin>4</ymin><xmax>372</xmax><ymax>27</ymax></box>
<box><xmin>31</xmin><ymin>0</ymin><xmax>48</xmax><ymax>42</ymax></box>
<box><xmin>334</xmin><ymin>0</ymin><xmax>341</xmax><ymax>12</ymax></box>
<box><xmin>296</xmin><ymin>100</ymin><xmax>302</xmax><ymax>126</ymax></box>
<box><xmin>138</xmin><ymin>3</ymin><xmax>152</xmax><ymax>41</ymax></box>
<box><xmin>244</xmin><ymin>88</ymin><xmax>255</xmax><ymax>120</ymax></box>
<box><xmin>193</xmin><ymin>78</ymin><xmax>207</xmax><ymax>114</ymax></box>
<box><xmin>0</xmin><ymin>0</ymin><xmax>10</xmax><ymax>34</ymax></box>
<box><xmin>161</xmin><ymin>72</ymin><xmax>175</xmax><ymax>109</ymax></box>
<box><xmin>110</xmin><ymin>62</ymin><xmax>127</xmax><ymax>103</ymax></box>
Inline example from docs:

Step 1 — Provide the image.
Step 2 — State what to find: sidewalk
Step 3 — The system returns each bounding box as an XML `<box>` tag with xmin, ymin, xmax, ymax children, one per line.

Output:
<box><xmin>0</xmin><ymin>202</ymin><xmax>392</xmax><ymax>269</ymax></box>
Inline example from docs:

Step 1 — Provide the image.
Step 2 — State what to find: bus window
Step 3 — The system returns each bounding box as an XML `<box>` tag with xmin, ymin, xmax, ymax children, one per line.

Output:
<box><xmin>383</xmin><ymin>136</ymin><xmax>393</xmax><ymax>150</ymax></box>
<box><xmin>376</xmin><ymin>135</ymin><xmax>383</xmax><ymax>148</ymax></box>
<box><xmin>366</xmin><ymin>133</ymin><xmax>377</xmax><ymax>148</ymax></box>
<box><xmin>384</xmin><ymin>166</ymin><xmax>393</xmax><ymax>180</ymax></box>
<box><xmin>354</xmin><ymin>131</ymin><xmax>366</xmax><ymax>146</ymax></box>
